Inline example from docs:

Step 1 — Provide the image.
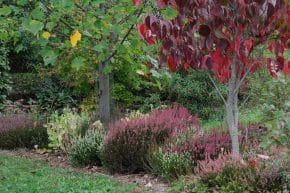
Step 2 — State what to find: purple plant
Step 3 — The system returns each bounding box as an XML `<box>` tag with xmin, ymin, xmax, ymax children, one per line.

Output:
<box><xmin>0</xmin><ymin>114</ymin><xmax>35</xmax><ymax>133</ymax></box>
<box><xmin>105</xmin><ymin>104</ymin><xmax>199</xmax><ymax>144</ymax></box>
<box><xmin>0</xmin><ymin>114</ymin><xmax>48</xmax><ymax>149</ymax></box>
<box><xmin>171</xmin><ymin>125</ymin><xmax>267</xmax><ymax>164</ymax></box>
<box><xmin>102</xmin><ymin>105</ymin><xmax>199</xmax><ymax>173</ymax></box>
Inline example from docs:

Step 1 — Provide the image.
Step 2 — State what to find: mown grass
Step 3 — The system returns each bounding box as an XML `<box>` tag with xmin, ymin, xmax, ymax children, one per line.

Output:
<box><xmin>0</xmin><ymin>155</ymin><xmax>137</xmax><ymax>193</ymax></box>
<box><xmin>201</xmin><ymin>107</ymin><xmax>265</xmax><ymax>131</ymax></box>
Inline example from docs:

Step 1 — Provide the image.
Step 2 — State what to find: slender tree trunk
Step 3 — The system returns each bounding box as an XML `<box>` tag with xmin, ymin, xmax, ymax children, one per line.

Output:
<box><xmin>99</xmin><ymin>62</ymin><xmax>110</xmax><ymax>128</ymax></box>
<box><xmin>226</xmin><ymin>85</ymin><xmax>240</xmax><ymax>157</ymax></box>
<box><xmin>226</xmin><ymin>60</ymin><xmax>240</xmax><ymax>157</ymax></box>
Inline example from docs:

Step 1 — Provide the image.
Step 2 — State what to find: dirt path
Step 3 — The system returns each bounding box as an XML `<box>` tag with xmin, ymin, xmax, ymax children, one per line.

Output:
<box><xmin>0</xmin><ymin>149</ymin><xmax>168</xmax><ymax>193</ymax></box>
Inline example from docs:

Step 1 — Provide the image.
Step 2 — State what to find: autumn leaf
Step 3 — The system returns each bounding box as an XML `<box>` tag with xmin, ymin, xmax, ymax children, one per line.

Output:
<box><xmin>42</xmin><ymin>31</ymin><xmax>51</xmax><ymax>39</ymax></box>
<box><xmin>70</xmin><ymin>30</ymin><xmax>81</xmax><ymax>47</ymax></box>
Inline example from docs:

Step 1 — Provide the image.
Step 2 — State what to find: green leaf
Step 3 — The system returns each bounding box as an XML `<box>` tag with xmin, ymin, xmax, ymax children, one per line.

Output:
<box><xmin>31</xmin><ymin>7</ymin><xmax>45</xmax><ymax>20</ymax></box>
<box><xmin>0</xmin><ymin>6</ymin><xmax>12</xmax><ymax>16</ymax></box>
<box><xmin>46</xmin><ymin>22</ymin><xmax>56</xmax><ymax>31</ymax></box>
<box><xmin>103</xmin><ymin>64</ymin><xmax>113</xmax><ymax>74</ymax></box>
<box><xmin>93</xmin><ymin>44</ymin><xmax>106</xmax><ymax>52</ymax></box>
<box><xmin>161</xmin><ymin>6</ymin><xmax>178</xmax><ymax>20</ymax></box>
<box><xmin>22</xmin><ymin>19</ymin><xmax>44</xmax><ymax>35</ymax></box>
<box><xmin>15</xmin><ymin>44</ymin><xmax>24</xmax><ymax>53</ymax></box>
<box><xmin>40</xmin><ymin>48</ymin><xmax>59</xmax><ymax>65</ymax></box>
<box><xmin>71</xmin><ymin>56</ymin><xmax>86</xmax><ymax>70</ymax></box>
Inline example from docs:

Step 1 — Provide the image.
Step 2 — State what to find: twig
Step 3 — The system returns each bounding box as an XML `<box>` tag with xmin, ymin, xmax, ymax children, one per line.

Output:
<box><xmin>101</xmin><ymin>7</ymin><xmax>144</xmax><ymax>65</ymax></box>
<box><xmin>207</xmin><ymin>73</ymin><xmax>227</xmax><ymax>105</ymax></box>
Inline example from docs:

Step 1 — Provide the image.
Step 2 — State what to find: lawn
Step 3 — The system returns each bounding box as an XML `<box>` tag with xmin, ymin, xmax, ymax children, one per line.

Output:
<box><xmin>0</xmin><ymin>155</ymin><xmax>137</xmax><ymax>193</ymax></box>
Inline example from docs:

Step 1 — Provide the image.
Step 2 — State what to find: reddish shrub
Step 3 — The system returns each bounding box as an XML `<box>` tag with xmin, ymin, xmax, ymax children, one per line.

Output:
<box><xmin>0</xmin><ymin>114</ymin><xmax>48</xmax><ymax>149</ymax></box>
<box><xmin>171</xmin><ymin>125</ymin><xmax>267</xmax><ymax>165</ymax></box>
<box><xmin>0</xmin><ymin>114</ymin><xmax>34</xmax><ymax>132</ymax></box>
<box><xmin>196</xmin><ymin>152</ymin><xmax>241</xmax><ymax>176</ymax></box>
<box><xmin>102</xmin><ymin>105</ymin><xmax>199</xmax><ymax>173</ymax></box>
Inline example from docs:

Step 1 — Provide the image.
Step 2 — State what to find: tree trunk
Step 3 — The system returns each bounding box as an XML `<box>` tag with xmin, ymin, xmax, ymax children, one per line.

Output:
<box><xmin>226</xmin><ymin>60</ymin><xmax>240</xmax><ymax>158</ymax></box>
<box><xmin>226</xmin><ymin>88</ymin><xmax>240</xmax><ymax>157</ymax></box>
<box><xmin>99</xmin><ymin>62</ymin><xmax>110</xmax><ymax>128</ymax></box>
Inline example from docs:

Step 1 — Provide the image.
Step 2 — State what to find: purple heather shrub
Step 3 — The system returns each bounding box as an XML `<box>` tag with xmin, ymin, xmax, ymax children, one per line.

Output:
<box><xmin>0</xmin><ymin>114</ymin><xmax>48</xmax><ymax>149</ymax></box>
<box><xmin>196</xmin><ymin>152</ymin><xmax>239</xmax><ymax>176</ymax></box>
<box><xmin>0</xmin><ymin>114</ymin><xmax>34</xmax><ymax>133</ymax></box>
<box><xmin>102</xmin><ymin>105</ymin><xmax>199</xmax><ymax>173</ymax></box>
<box><xmin>170</xmin><ymin>124</ymin><xmax>267</xmax><ymax>164</ymax></box>
<box><xmin>105</xmin><ymin>104</ymin><xmax>199</xmax><ymax>144</ymax></box>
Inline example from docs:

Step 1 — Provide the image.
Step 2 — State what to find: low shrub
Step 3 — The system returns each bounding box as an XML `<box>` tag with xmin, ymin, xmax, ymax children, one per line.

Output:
<box><xmin>44</xmin><ymin>108</ymin><xmax>90</xmax><ymax>152</ymax></box>
<box><xmin>0</xmin><ymin>114</ymin><xmax>48</xmax><ymax>149</ymax></box>
<box><xmin>147</xmin><ymin>147</ymin><xmax>194</xmax><ymax>181</ymax></box>
<box><xmin>171</xmin><ymin>125</ymin><xmax>267</xmax><ymax>164</ymax></box>
<box><xmin>172</xmin><ymin>131</ymin><xmax>232</xmax><ymax>163</ymax></box>
<box><xmin>101</xmin><ymin>105</ymin><xmax>199</xmax><ymax>173</ymax></box>
<box><xmin>256</xmin><ymin>154</ymin><xmax>290</xmax><ymax>192</ymax></box>
<box><xmin>169</xmin><ymin>152</ymin><xmax>290</xmax><ymax>193</ymax></box>
<box><xmin>68</xmin><ymin>128</ymin><xmax>105</xmax><ymax>166</ymax></box>
<box><xmin>153</xmin><ymin>125</ymin><xmax>267</xmax><ymax>182</ymax></box>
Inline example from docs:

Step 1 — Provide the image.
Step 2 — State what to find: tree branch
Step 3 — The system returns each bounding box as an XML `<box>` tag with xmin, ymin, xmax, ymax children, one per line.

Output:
<box><xmin>101</xmin><ymin>7</ymin><xmax>144</xmax><ymax>65</ymax></box>
<box><xmin>207</xmin><ymin>73</ymin><xmax>227</xmax><ymax>105</ymax></box>
<box><xmin>234</xmin><ymin>62</ymin><xmax>255</xmax><ymax>94</ymax></box>
<box><xmin>239</xmin><ymin>92</ymin><xmax>252</xmax><ymax>110</ymax></box>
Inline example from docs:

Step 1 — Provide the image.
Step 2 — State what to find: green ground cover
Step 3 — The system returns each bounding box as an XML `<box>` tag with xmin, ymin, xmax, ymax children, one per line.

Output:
<box><xmin>0</xmin><ymin>155</ymin><xmax>137</xmax><ymax>193</ymax></box>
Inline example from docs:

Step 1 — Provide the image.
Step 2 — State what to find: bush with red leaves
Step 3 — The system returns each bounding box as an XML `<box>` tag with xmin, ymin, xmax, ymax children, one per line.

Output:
<box><xmin>101</xmin><ymin>105</ymin><xmax>199</xmax><ymax>173</ymax></box>
<box><xmin>0</xmin><ymin>114</ymin><xmax>48</xmax><ymax>149</ymax></box>
<box><xmin>171</xmin><ymin>125</ymin><xmax>267</xmax><ymax>165</ymax></box>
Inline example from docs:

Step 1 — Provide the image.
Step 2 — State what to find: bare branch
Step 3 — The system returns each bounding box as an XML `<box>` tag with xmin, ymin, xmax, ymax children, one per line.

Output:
<box><xmin>234</xmin><ymin>62</ymin><xmax>255</xmax><ymax>94</ymax></box>
<box><xmin>239</xmin><ymin>92</ymin><xmax>252</xmax><ymax>110</ymax></box>
<box><xmin>101</xmin><ymin>7</ymin><xmax>144</xmax><ymax>65</ymax></box>
<box><xmin>207</xmin><ymin>73</ymin><xmax>227</xmax><ymax>105</ymax></box>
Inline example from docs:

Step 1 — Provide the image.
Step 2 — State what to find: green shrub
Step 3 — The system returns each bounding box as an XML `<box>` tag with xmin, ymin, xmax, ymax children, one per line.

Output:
<box><xmin>139</xmin><ymin>93</ymin><xmax>163</xmax><ymax>113</ymax></box>
<box><xmin>0</xmin><ymin>114</ymin><xmax>48</xmax><ymax>149</ymax></box>
<box><xmin>0</xmin><ymin>44</ymin><xmax>11</xmax><ymax>111</ymax></box>
<box><xmin>44</xmin><ymin>108</ymin><xmax>90</xmax><ymax>151</ymax></box>
<box><xmin>69</xmin><ymin>128</ymin><xmax>105</xmax><ymax>166</ymax></box>
<box><xmin>147</xmin><ymin>147</ymin><xmax>194</xmax><ymax>181</ymax></box>
<box><xmin>112</xmin><ymin>83</ymin><xmax>142</xmax><ymax>109</ymax></box>
<box><xmin>260</xmin><ymin>100</ymin><xmax>290</xmax><ymax>149</ymax></box>
<box><xmin>248</xmin><ymin>71</ymin><xmax>290</xmax><ymax>114</ymax></box>
<box><xmin>33</xmin><ymin>75</ymin><xmax>76</xmax><ymax>112</ymax></box>
<box><xmin>165</xmin><ymin>70</ymin><xmax>226</xmax><ymax>120</ymax></box>
<box><xmin>9</xmin><ymin>73</ymin><xmax>38</xmax><ymax>100</ymax></box>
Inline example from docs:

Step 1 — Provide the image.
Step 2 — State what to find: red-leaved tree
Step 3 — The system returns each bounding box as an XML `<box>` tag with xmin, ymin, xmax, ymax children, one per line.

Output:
<box><xmin>134</xmin><ymin>0</ymin><xmax>290</xmax><ymax>157</ymax></box>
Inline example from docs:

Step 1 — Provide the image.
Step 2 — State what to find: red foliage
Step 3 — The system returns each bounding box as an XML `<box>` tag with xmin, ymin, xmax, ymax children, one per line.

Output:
<box><xmin>171</xmin><ymin>125</ymin><xmax>266</xmax><ymax>163</ymax></box>
<box><xmin>138</xmin><ymin>24</ymin><xmax>156</xmax><ymax>45</ymax></box>
<box><xmin>171</xmin><ymin>131</ymin><xmax>232</xmax><ymax>162</ymax></box>
<box><xmin>136</xmin><ymin>0</ymin><xmax>290</xmax><ymax>81</ymax></box>
<box><xmin>249</xmin><ymin>159</ymin><xmax>258</xmax><ymax>168</ymax></box>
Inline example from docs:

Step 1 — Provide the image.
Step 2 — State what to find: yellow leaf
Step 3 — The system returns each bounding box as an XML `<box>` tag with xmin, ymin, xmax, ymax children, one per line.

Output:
<box><xmin>70</xmin><ymin>30</ymin><xmax>81</xmax><ymax>47</ymax></box>
<box><xmin>42</xmin><ymin>31</ymin><xmax>51</xmax><ymax>39</ymax></box>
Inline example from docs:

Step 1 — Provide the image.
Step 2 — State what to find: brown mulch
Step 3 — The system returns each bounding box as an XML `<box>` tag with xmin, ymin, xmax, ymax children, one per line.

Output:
<box><xmin>0</xmin><ymin>149</ymin><xmax>168</xmax><ymax>193</ymax></box>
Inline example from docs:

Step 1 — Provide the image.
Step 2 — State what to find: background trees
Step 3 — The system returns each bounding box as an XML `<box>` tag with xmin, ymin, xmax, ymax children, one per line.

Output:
<box><xmin>0</xmin><ymin>0</ymin><xmax>153</xmax><ymax>125</ymax></box>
